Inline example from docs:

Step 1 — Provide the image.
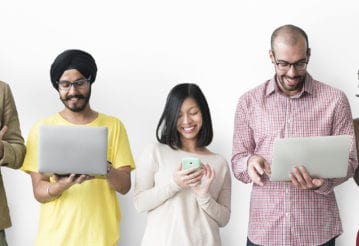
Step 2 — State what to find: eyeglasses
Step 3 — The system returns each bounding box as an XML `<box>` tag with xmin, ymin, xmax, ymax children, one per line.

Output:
<box><xmin>57</xmin><ymin>76</ymin><xmax>91</xmax><ymax>91</ymax></box>
<box><xmin>273</xmin><ymin>55</ymin><xmax>308</xmax><ymax>72</ymax></box>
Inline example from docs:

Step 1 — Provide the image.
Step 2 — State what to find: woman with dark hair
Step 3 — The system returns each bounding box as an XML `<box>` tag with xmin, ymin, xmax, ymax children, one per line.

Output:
<box><xmin>134</xmin><ymin>83</ymin><xmax>231</xmax><ymax>246</ymax></box>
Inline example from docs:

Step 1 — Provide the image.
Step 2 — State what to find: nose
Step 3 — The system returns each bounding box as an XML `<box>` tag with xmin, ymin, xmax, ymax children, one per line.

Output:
<box><xmin>182</xmin><ymin>114</ymin><xmax>192</xmax><ymax>124</ymax></box>
<box><xmin>286</xmin><ymin>64</ymin><xmax>297</xmax><ymax>77</ymax></box>
<box><xmin>67</xmin><ymin>84</ymin><xmax>79</xmax><ymax>94</ymax></box>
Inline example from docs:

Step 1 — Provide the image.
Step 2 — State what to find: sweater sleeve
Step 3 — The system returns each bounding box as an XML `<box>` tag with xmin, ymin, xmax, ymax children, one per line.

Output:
<box><xmin>196</xmin><ymin>165</ymin><xmax>231</xmax><ymax>227</ymax></box>
<box><xmin>134</xmin><ymin>144</ymin><xmax>182</xmax><ymax>212</ymax></box>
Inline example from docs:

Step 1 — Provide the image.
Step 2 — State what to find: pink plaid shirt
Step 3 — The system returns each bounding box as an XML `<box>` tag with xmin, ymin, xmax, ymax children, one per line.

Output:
<box><xmin>232</xmin><ymin>74</ymin><xmax>358</xmax><ymax>246</ymax></box>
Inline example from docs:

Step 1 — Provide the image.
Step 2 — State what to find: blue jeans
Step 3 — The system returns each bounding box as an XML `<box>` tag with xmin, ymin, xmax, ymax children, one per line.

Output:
<box><xmin>247</xmin><ymin>237</ymin><xmax>335</xmax><ymax>246</ymax></box>
<box><xmin>0</xmin><ymin>230</ymin><xmax>8</xmax><ymax>246</ymax></box>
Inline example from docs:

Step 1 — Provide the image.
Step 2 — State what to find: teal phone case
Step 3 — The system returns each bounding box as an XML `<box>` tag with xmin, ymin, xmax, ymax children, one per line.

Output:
<box><xmin>181</xmin><ymin>157</ymin><xmax>201</xmax><ymax>170</ymax></box>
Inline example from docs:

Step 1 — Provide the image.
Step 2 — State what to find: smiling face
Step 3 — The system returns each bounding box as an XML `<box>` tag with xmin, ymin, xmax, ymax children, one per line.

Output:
<box><xmin>176</xmin><ymin>97</ymin><xmax>203</xmax><ymax>146</ymax></box>
<box><xmin>270</xmin><ymin>34</ymin><xmax>310</xmax><ymax>96</ymax></box>
<box><xmin>58</xmin><ymin>69</ymin><xmax>91</xmax><ymax>112</ymax></box>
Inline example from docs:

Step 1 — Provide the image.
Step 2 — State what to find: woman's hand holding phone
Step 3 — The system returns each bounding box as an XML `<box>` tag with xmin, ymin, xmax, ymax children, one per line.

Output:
<box><xmin>174</xmin><ymin>157</ymin><xmax>203</xmax><ymax>188</ymax></box>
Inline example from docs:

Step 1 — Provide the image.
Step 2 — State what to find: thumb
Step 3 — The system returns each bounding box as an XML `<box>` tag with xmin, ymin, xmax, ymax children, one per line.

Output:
<box><xmin>177</xmin><ymin>163</ymin><xmax>182</xmax><ymax>171</ymax></box>
<box><xmin>263</xmin><ymin>160</ymin><xmax>271</xmax><ymax>175</ymax></box>
<box><xmin>312</xmin><ymin>178</ymin><xmax>324</xmax><ymax>188</ymax></box>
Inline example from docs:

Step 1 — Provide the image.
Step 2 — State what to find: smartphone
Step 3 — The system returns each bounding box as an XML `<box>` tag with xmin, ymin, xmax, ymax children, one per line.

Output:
<box><xmin>181</xmin><ymin>157</ymin><xmax>201</xmax><ymax>171</ymax></box>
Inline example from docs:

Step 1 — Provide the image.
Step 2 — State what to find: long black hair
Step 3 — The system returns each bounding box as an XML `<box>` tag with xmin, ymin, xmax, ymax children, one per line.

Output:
<box><xmin>156</xmin><ymin>83</ymin><xmax>213</xmax><ymax>149</ymax></box>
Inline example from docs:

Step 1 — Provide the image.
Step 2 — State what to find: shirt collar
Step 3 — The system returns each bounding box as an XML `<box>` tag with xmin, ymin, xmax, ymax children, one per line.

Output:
<box><xmin>266</xmin><ymin>73</ymin><xmax>315</xmax><ymax>98</ymax></box>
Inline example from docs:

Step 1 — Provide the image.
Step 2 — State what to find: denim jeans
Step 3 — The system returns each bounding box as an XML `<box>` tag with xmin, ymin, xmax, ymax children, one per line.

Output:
<box><xmin>246</xmin><ymin>237</ymin><xmax>335</xmax><ymax>246</ymax></box>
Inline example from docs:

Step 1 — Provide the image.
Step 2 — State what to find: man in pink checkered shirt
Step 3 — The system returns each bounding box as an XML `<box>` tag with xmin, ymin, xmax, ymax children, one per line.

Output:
<box><xmin>232</xmin><ymin>24</ymin><xmax>358</xmax><ymax>246</ymax></box>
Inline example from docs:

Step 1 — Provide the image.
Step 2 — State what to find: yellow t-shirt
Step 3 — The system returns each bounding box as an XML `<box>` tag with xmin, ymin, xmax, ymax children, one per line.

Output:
<box><xmin>22</xmin><ymin>113</ymin><xmax>136</xmax><ymax>246</ymax></box>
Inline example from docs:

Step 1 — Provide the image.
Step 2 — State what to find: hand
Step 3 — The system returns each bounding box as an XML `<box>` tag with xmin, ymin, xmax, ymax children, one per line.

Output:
<box><xmin>247</xmin><ymin>155</ymin><xmax>271</xmax><ymax>186</ymax></box>
<box><xmin>174</xmin><ymin>163</ymin><xmax>203</xmax><ymax>189</ymax></box>
<box><xmin>53</xmin><ymin>174</ymin><xmax>94</xmax><ymax>191</ymax></box>
<box><xmin>0</xmin><ymin>125</ymin><xmax>8</xmax><ymax>159</ymax></box>
<box><xmin>191</xmin><ymin>163</ymin><xmax>215</xmax><ymax>197</ymax></box>
<box><xmin>289</xmin><ymin>166</ymin><xmax>324</xmax><ymax>190</ymax></box>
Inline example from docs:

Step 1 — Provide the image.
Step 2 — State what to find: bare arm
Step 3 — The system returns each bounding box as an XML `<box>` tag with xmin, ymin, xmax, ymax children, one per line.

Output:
<box><xmin>29</xmin><ymin>171</ymin><xmax>92</xmax><ymax>203</ymax></box>
<box><xmin>107</xmin><ymin>165</ymin><xmax>132</xmax><ymax>194</ymax></box>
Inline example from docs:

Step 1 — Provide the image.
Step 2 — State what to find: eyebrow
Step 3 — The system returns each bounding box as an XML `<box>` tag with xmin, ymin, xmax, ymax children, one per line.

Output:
<box><xmin>276</xmin><ymin>57</ymin><xmax>307</xmax><ymax>63</ymax></box>
<box><xmin>179</xmin><ymin>106</ymin><xmax>200</xmax><ymax>114</ymax></box>
<box><xmin>58</xmin><ymin>76</ymin><xmax>86</xmax><ymax>83</ymax></box>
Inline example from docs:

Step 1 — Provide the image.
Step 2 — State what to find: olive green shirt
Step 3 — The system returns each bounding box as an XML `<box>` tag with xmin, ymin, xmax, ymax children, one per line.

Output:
<box><xmin>0</xmin><ymin>81</ymin><xmax>25</xmax><ymax>229</ymax></box>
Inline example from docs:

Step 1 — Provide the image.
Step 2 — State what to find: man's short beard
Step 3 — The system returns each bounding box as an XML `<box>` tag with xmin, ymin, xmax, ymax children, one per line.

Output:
<box><xmin>60</xmin><ymin>87</ymin><xmax>91</xmax><ymax>112</ymax></box>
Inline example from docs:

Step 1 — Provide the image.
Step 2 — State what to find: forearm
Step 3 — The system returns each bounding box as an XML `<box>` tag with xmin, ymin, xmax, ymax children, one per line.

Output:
<box><xmin>232</xmin><ymin>98</ymin><xmax>255</xmax><ymax>183</ymax></box>
<box><xmin>0</xmin><ymin>136</ymin><xmax>26</xmax><ymax>169</ymax></box>
<box><xmin>30</xmin><ymin>172</ymin><xmax>62</xmax><ymax>203</ymax></box>
<box><xmin>196</xmin><ymin>170</ymin><xmax>231</xmax><ymax>227</ymax></box>
<box><xmin>35</xmin><ymin>180</ymin><xmax>62</xmax><ymax>203</ymax></box>
<box><xmin>0</xmin><ymin>83</ymin><xmax>26</xmax><ymax>168</ymax></box>
<box><xmin>134</xmin><ymin>179</ymin><xmax>182</xmax><ymax>213</ymax></box>
<box><xmin>196</xmin><ymin>194</ymin><xmax>231</xmax><ymax>227</ymax></box>
<box><xmin>29</xmin><ymin>171</ymin><xmax>82</xmax><ymax>203</ymax></box>
<box><xmin>231</xmin><ymin>153</ymin><xmax>252</xmax><ymax>183</ymax></box>
<box><xmin>107</xmin><ymin>166</ymin><xmax>131</xmax><ymax>194</ymax></box>
<box><xmin>315</xmin><ymin>162</ymin><xmax>356</xmax><ymax>195</ymax></box>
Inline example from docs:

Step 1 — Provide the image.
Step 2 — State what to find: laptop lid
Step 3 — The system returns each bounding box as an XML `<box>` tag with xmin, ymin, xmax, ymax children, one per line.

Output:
<box><xmin>38</xmin><ymin>125</ymin><xmax>108</xmax><ymax>176</ymax></box>
<box><xmin>270</xmin><ymin>135</ymin><xmax>351</xmax><ymax>181</ymax></box>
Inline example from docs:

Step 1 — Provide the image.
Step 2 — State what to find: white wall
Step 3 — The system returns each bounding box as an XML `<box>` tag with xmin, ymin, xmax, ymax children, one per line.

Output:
<box><xmin>0</xmin><ymin>0</ymin><xmax>358</xmax><ymax>245</ymax></box>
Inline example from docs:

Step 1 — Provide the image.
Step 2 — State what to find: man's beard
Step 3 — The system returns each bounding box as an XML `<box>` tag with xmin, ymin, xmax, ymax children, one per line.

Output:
<box><xmin>60</xmin><ymin>89</ymin><xmax>91</xmax><ymax>112</ymax></box>
<box><xmin>277</xmin><ymin>74</ymin><xmax>305</xmax><ymax>92</ymax></box>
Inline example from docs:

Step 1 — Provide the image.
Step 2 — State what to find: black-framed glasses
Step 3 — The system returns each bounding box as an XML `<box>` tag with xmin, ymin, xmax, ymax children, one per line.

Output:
<box><xmin>57</xmin><ymin>76</ymin><xmax>91</xmax><ymax>91</ymax></box>
<box><xmin>273</xmin><ymin>55</ymin><xmax>308</xmax><ymax>72</ymax></box>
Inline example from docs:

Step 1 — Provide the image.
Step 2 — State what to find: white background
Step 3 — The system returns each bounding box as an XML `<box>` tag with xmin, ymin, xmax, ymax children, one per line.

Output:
<box><xmin>0</xmin><ymin>0</ymin><xmax>358</xmax><ymax>245</ymax></box>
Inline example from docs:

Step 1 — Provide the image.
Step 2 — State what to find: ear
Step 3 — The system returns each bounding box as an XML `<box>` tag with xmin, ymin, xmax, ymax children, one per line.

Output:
<box><xmin>269</xmin><ymin>50</ymin><xmax>274</xmax><ymax>63</ymax></box>
<box><xmin>306</xmin><ymin>48</ymin><xmax>311</xmax><ymax>60</ymax></box>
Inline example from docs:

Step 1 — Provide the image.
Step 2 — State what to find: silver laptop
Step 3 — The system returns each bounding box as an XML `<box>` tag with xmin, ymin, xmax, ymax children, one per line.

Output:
<box><xmin>270</xmin><ymin>135</ymin><xmax>351</xmax><ymax>181</ymax></box>
<box><xmin>38</xmin><ymin>125</ymin><xmax>108</xmax><ymax>176</ymax></box>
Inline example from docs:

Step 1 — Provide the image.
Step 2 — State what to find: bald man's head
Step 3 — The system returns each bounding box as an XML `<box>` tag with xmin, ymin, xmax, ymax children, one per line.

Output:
<box><xmin>271</xmin><ymin>24</ymin><xmax>309</xmax><ymax>53</ymax></box>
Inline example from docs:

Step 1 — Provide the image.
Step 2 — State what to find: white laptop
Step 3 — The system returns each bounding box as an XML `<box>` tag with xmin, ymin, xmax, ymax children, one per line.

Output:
<box><xmin>270</xmin><ymin>135</ymin><xmax>351</xmax><ymax>181</ymax></box>
<box><xmin>38</xmin><ymin>125</ymin><xmax>108</xmax><ymax>177</ymax></box>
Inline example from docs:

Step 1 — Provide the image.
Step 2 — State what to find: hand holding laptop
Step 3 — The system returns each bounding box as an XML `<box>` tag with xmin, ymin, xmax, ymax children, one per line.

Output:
<box><xmin>54</xmin><ymin>173</ymin><xmax>94</xmax><ymax>184</ymax></box>
<box><xmin>38</xmin><ymin>125</ymin><xmax>108</xmax><ymax>177</ymax></box>
<box><xmin>247</xmin><ymin>135</ymin><xmax>351</xmax><ymax>189</ymax></box>
<box><xmin>248</xmin><ymin>154</ymin><xmax>325</xmax><ymax>189</ymax></box>
<box><xmin>46</xmin><ymin>173</ymin><xmax>95</xmax><ymax>198</ymax></box>
<box><xmin>270</xmin><ymin>135</ymin><xmax>351</xmax><ymax>182</ymax></box>
<box><xmin>289</xmin><ymin>165</ymin><xmax>325</xmax><ymax>190</ymax></box>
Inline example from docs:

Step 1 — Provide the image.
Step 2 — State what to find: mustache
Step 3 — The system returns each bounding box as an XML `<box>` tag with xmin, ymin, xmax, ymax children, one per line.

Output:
<box><xmin>284</xmin><ymin>75</ymin><xmax>302</xmax><ymax>79</ymax></box>
<box><xmin>63</xmin><ymin>95</ymin><xmax>86</xmax><ymax>101</ymax></box>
